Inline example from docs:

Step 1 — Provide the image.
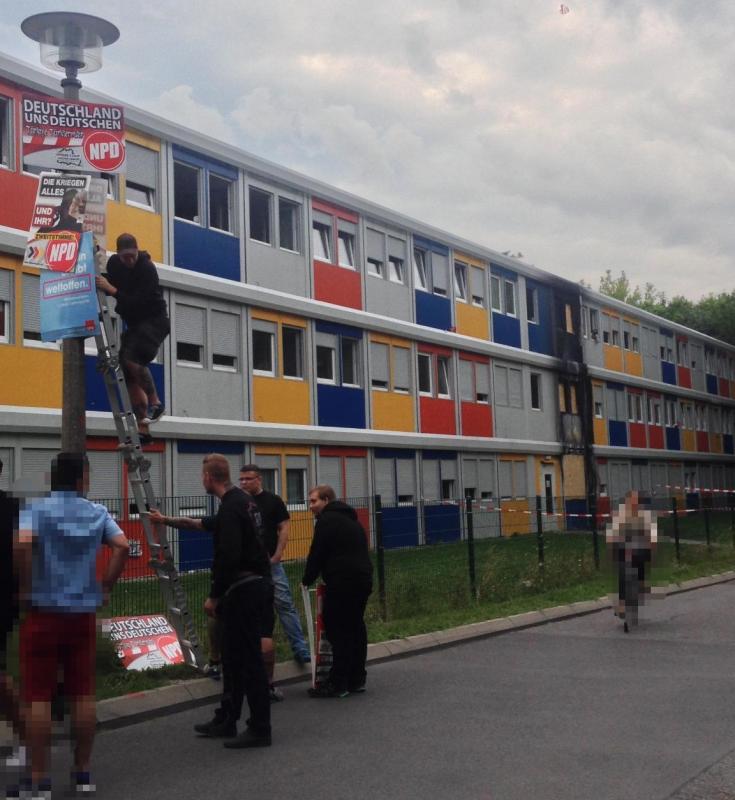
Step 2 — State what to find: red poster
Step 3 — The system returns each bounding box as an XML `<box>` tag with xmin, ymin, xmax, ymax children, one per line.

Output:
<box><xmin>107</xmin><ymin>615</ymin><xmax>184</xmax><ymax>671</ymax></box>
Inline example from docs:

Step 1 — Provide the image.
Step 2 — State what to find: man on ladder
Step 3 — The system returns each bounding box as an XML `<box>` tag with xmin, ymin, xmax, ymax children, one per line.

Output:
<box><xmin>95</xmin><ymin>233</ymin><xmax>169</xmax><ymax>444</ymax></box>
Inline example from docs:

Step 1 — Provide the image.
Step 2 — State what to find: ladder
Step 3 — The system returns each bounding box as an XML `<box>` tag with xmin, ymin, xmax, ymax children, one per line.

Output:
<box><xmin>93</xmin><ymin>251</ymin><xmax>204</xmax><ymax>670</ymax></box>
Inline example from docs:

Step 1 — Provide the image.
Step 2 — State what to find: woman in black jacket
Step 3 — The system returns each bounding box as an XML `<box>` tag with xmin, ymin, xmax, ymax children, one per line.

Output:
<box><xmin>303</xmin><ymin>485</ymin><xmax>373</xmax><ymax>697</ymax></box>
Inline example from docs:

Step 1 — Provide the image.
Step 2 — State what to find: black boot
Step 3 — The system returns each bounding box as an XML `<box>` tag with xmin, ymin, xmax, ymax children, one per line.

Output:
<box><xmin>223</xmin><ymin>727</ymin><xmax>271</xmax><ymax>749</ymax></box>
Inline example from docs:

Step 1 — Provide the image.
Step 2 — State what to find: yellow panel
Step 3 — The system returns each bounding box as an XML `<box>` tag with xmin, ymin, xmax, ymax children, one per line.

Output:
<box><xmin>125</xmin><ymin>129</ymin><xmax>161</xmax><ymax>151</ymax></box>
<box><xmin>369</xmin><ymin>332</ymin><xmax>411</xmax><ymax>348</ymax></box>
<box><xmin>372</xmin><ymin>391</ymin><xmax>415</xmax><ymax>431</ymax></box>
<box><xmin>253</xmin><ymin>376</ymin><xmax>310</xmax><ymax>424</ymax></box>
<box><xmin>500</xmin><ymin>499</ymin><xmax>531</xmax><ymax>536</ymax></box>
<box><xmin>254</xmin><ymin>444</ymin><xmax>311</xmax><ymax>457</ymax></box>
<box><xmin>603</xmin><ymin>344</ymin><xmax>623</xmax><ymax>372</ymax></box>
<box><xmin>534</xmin><ymin>457</ymin><xmax>561</xmax><ymax>495</ymax></box>
<box><xmin>710</xmin><ymin>434</ymin><xmax>723</xmax><ymax>454</ymax></box>
<box><xmin>453</xmin><ymin>251</ymin><xmax>485</xmax><ymax>268</ymax></box>
<box><xmin>284</xmin><ymin>509</ymin><xmax>314</xmax><ymax>560</ymax></box>
<box><xmin>455</xmin><ymin>303</ymin><xmax>489</xmax><ymax>340</ymax></box>
<box><xmin>0</xmin><ymin>346</ymin><xmax>62</xmax><ymax>407</ymax></box>
<box><xmin>681</xmin><ymin>430</ymin><xmax>696</xmax><ymax>452</ymax></box>
<box><xmin>106</xmin><ymin>201</ymin><xmax>164</xmax><ymax>262</ymax></box>
<box><xmin>0</xmin><ymin>253</ymin><xmax>20</xmax><ymax>269</ymax></box>
<box><xmin>251</xmin><ymin>308</ymin><xmax>306</xmax><ymax>328</ymax></box>
<box><xmin>561</xmin><ymin>454</ymin><xmax>586</xmax><ymax>497</ymax></box>
<box><xmin>624</xmin><ymin>351</ymin><xmax>643</xmax><ymax>377</ymax></box>
<box><xmin>594</xmin><ymin>418</ymin><xmax>608</xmax><ymax>445</ymax></box>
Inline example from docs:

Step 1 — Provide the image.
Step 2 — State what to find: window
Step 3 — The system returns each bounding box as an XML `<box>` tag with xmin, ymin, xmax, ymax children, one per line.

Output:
<box><xmin>313</xmin><ymin>220</ymin><xmax>332</xmax><ymax>261</ymax></box>
<box><xmin>22</xmin><ymin>274</ymin><xmax>41</xmax><ymax>343</ymax></box>
<box><xmin>337</xmin><ymin>229</ymin><xmax>355</xmax><ymax>268</ymax></box>
<box><xmin>370</xmin><ymin>342</ymin><xmax>389</xmax><ymax>389</ymax></box>
<box><xmin>611</xmin><ymin>328</ymin><xmax>620</xmax><ymax>347</ymax></box>
<box><xmin>530</xmin><ymin>373</ymin><xmax>541</xmax><ymax>410</ymax></box>
<box><xmin>627</xmin><ymin>394</ymin><xmax>635</xmax><ymax>422</ymax></box>
<box><xmin>125</xmin><ymin>142</ymin><xmax>157</xmax><ymax>210</ymax></box>
<box><xmin>413</xmin><ymin>247</ymin><xmax>428</xmax><ymax>291</ymax></box>
<box><xmin>0</xmin><ymin>269</ymin><xmax>12</xmax><ymax>343</ymax></box>
<box><xmin>593</xmin><ymin>385</ymin><xmax>604</xmax><ymax>418</ymax></box>
<box><xmin>367</xmin><ymin>257</ymin><xmax>384</xmax><ymax>278</ymax></box>
<box><xmin>316</xmin><ymin>342</ymin><xmax>336</xmax><ymax>383</ymax></box>
<box><xmin>282</xmin><ymin>326</ymin><xmax>303</xmax><ymax>378</ymax></box>
<box><xmin>211</xmin><ymin>310</ymin><xmax>239</xmax><ymax>371</ymax></box>
<box><xmin>341</xmin><ymin>338</ymin><xmax>359</xmax><ymax>386</ymax></box>
<box><xmin>564</xmin><ymin>304</ymin><xmax>574</xmax><ymax>334</ymax></box>
<box><xmin>175</xmin><ymin>304</ymin><xmax>205</xmax><ymax>366</ymax></box>
<box><xmin>393</xmin><ymin>346</ymin><xmax>410</xmax><ymax>392</ymax></box>
<box><xmin>389</xmin><ymin>255</ymin><xmax>404</xmax><ymax>283</ymax></box>
<box><xmin>490</xmin><ymin>276</ymin><xmax>501</xmax><ymax>311</ymax></box>
<box><xmin>174</xmin><ymin>161</ymin><xmax>200</xmax><ymax>222</ymax></box>
<box><xmin>475</xmin><ymin>363</ymin><xmax>490</xmax><ymax>403</ymax></box>
<box><xmin>677</xmin><ymin>340</ymin><xmax>688</xmax><ymax>366</ymax></box>
<box><xmin>602</xmin><ymin>313</ymin><xmax>610</xmax><ymax>344</ymax></box>
<box><xmin>589</xmin><ymin>309</ymin><xmax>600</xmax><ymax>339</ymax></box>
<box><xmin>632</xmin><ymin>334</ymin><xmax>640</xmax><ymax>353</ymax></box>
<box><xmin>249</xmin><ymin>187</ymin><xmax>272</xmax><ymax>244</ymax></box>
<box><xmin>209</xmin><ymin>174</ymin><xmax>232</xmax><ymax>232</ymax></box>
<box><xmin>286</xmin><ymin>469</ymin><xmax>306</xmax><ymax>505</ymax></box>
<box><xmin>252</xmin><ymin>321</ymin><xmax>276</xmax><ymax>375</ymax></box>
<box><xmin>460</xmin><ymin>360</ymin><xmax>489</xmax><ymax>404</ymax></box>
<box><xmin>431</xmin><ymin>253</ymin><xmax>448</xmax><ymax>296</ymax></box>
<box><xmin>418</xmin><ymin>353</ymin><xmax>433</xmax><ymax>395</ymax></box>
<box><xmin>278</xmin><ymin>197</ymin><xmax>300</xmax><ymax>252</ymax></box>
<box><xmin>581</xmin><ymin>307</ymin><xmax>588</xmax><ymax>338</ymax></box>
<box><xmin>503</xmin><ymin>280</ymin><xmax>516</xmax><ymax>316</ymax></box>
<box><xmin>454</xmin><ymin>261</ymin><xmax>468</xmax><ymax>302</ymax></box>
<box><xmin>441</xmin><ymin>479</ymin><xmax>455</xmax><ymax>500</ymax></box>
<box><xmin>437</xmin><ymin>356</ymin><xmax>451</xmax><ymax>398</ymax></box>
<box><xmin>0</xmin><ymin>96</ymin><xmax>11</xmax><ymax>169</ymax></box>
<box><xmin>623</xmin><ymin>326</ymin><xmax>631</xmax><ymax>350</ymax></box>
<box><xmin>470</xmin><ymin>267</ymin><xmax>485</xmax><ymax>307</ymax></box>
<box><xmin>526</xmin><ymin>286</ymin><xmax>538</xmax><ymax>324</ymax></box>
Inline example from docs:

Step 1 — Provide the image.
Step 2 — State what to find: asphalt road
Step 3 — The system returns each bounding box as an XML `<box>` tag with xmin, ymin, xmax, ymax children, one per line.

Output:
<box><xmin>32</xmin><ymin>583</ymin><xmax>735</xmax><ymax>799</ymax></box>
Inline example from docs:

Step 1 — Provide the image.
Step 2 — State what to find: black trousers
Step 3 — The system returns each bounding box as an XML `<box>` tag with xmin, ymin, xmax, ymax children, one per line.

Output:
<box><xmin>218</xmin><ymin>578</ymin><xmax>271</xmax><ymax>734</ymax></box>
<box><xmin>322</xmin><ymin>585</ymin><xmax>371</xmax><ymax>691</ymax></box>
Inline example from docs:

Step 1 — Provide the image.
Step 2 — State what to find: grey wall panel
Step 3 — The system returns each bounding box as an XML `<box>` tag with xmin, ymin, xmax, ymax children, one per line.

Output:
<box><xmin>527</xmin><ymin>369</ymin><xmax>557</xmax><ymax>443</ymax></box>
<box><xmin>176</xmin><ymin>452</ymin><xmax>208</xmax><ymax>498</ymax></box>
<box><xmin>318</xmin><ymin>456</ymin><xmax>341</xmax><ymax>496</ymax></box>
<box><xmin>20</xmin><ymin>448</ymin><xmax>56</xmax><ymax>487</ymax></box>
<box><xmin>246</xmin><ymin>242</ymin><xmax>308</xmax><ymax>297</ymax></box>
<box><xmin>374</xmin><ymin>457</ymin><xmax>395</xmax><ymax>504</ymax></box>
<box><xmin>690</xmin><ymin>342</ymin><xmax>705</xmax><ymax>392</ymax></box>
<box><xmin>345</xmin><ymin>456</ymin><xmax>368</xmax><ymax>500</ymax></box>
<box><xmin>422</xmin><ymin>459</ymin><xmax>440</xmax><ymax>500</ymax></box>
<box><xmin>87</xmin><ymin>450</ymin><xmax>121</xmax><ymax>501</ymax></box>
<box><xmin>365</xmin><ymin>277</ymin><xmax>412</xmax><ymax>322</ymax></box>
<box><xmin>174</xmin><ymin>366</ymin><xmax>245</xmax><ymax>420</ymax></box>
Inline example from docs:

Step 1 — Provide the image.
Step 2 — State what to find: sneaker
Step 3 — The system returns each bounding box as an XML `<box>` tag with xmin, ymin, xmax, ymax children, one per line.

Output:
<box><xmin>223</xmin><ymin>727</ymin><xmax>271</xmax><ymax>749</ymax></box>
<box><xmin>138</xmin><ymin>432</ymin><xmax>154</xmax><ymax>446</ymax></box>
<box><xmin>308</xmin><ymin>683</ymin><xmax>349</xmax><ymax>699</ymax></box>
<box><xmin>294</xmin><ymin>652</ymin><xmax>311</xmax><ymax>665</ymax></box>
<box><xmin>203</xmin><ymin>662</ymin><xmax>221</xmax><ymax>681</ymax></box>
<box><xmin>2</xmin><ymin>744</ymin><xmax>26</xmax><ymax>769</ymax></box>
<box><xmin>69</xmin><ymin>772</ymin><xmax>96</xmax><ymax>796</ymax></box>
<box><xmin>143</xmin><ymin>404</ymin><xmax>165</xmax><ymax>425</ymax></box>
<box><xmin>269</xmin><ymin>685</ymin><xmax>284</xmax><ymax>703</ymax></box>
<box><xmin>31</xmin><ymin>779</ymin><xmax>52</xmax><ymax>800</ymax></box>
<box><xmin>348</xmin><ymin>683</ymin><xmax>366</xmax><ymax>694</ymax></box>
<box><xmin>193</xmin><ymin>717</ymin><xmax>236</xmax><ymax>738</ymax></box>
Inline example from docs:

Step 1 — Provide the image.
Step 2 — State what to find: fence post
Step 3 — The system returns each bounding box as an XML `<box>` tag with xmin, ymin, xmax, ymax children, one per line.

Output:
<box><xmin>535</xmin><ymin>495</ymin><xmax>545</xmax><ymax>570</ymax></box>
<box><xmin>465</xmin><ymin>492</ymin><xmax>478</xmax><ymax>601</ymax></box>
<box><xmin>704</xmin><ymin>502</ymin><xmax>711</xmax><ymax>551</ymax></box>
<box><xmin>730</xmin><ymin>491</ymin><xmax>735</xmax><ymax>548</ymax></box>
<box><xmin>373</xmin><ymin>494</ymin><xmax>387</xmax><ymax>622</ymax></box>
<box><xmin>589</xmin><ymin>492</ymin><xmax>600</xmax><ymax>570</ymax></box>
<box><xmin>672</xmin><ymin>496</ymin><xmax>681</xmax><ymax>564</ymax></box>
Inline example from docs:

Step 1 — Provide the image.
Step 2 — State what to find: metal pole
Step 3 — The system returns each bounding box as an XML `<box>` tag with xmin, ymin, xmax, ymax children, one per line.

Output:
<box><xmin>704</xmin><ymin>503</ymin><xmax>711</xmax><ymax>552</ymax></box>
<box><xmin>535</xmin><ymin>495</ymin><xmax>545</xmax><ymax>570</ymax></box>
<box><xmin>730</xmin><ymin>491</ymin><xmax>735</xmax><ymax>548</ymax></box>
<box><xmin>60</xmin><ymin>62</ymin><xmax>87</xmax><ymax>454</ymax></box>
<box><xmin>465</xmin><ymin>492</ymin><xmax>478</xmax><ymax>601</ymax></box>
<box><xmin>373</xmin><ymin>494</ymin><xmax>387</xmax><ymax>621</ymax></box>
<box><xmin>589</xmin><ymin>491</ymin><xmax>600</xmax><ymax>570</ymax></box>
<box><xmin>672</xmin><ymin>496</ymin><xmax>681</xmax><ymax>564</ymax></box>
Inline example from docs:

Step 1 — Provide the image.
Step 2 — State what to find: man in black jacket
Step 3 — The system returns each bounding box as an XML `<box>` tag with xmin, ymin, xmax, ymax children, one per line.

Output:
<box><xmin>302</xmin><ymin>485</ymin><xmax>373</xmax><ymax>698</ymax></box>
<box><xmin>95</xmin><ymin>233</ymin><xmax>169</xmax><ymax>444</ymax></box>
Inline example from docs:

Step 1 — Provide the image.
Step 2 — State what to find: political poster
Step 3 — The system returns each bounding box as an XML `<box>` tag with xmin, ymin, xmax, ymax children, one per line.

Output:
<box><xmin>314</xmin><ymin>584</ymin><xmax>333</xmax><ymax>689</ymax></box>
<box><xmin>24</xmin><ymin>172</ymin><xmax>107</xmax><ymax>271</ymax></box>
<box><xmin>107</xmin><ymin>614</ymin><xmax>185</xmax><ymax>671</ymax></box>
<box><xmin>40</xmin><ymin>232</ymin><xmax>100</xmax><ymax>341</ymax></box>
<box><xmin>22</xmin><ymin>93</ymin><xmax>126</xmax><ymax>173</ymax></box>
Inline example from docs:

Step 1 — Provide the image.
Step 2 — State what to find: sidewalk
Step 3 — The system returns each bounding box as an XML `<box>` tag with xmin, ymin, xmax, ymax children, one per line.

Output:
<box><xmin>97</xmin><ymin>569</ymin><xmax>735</xmax><ymax>730</ymax></box>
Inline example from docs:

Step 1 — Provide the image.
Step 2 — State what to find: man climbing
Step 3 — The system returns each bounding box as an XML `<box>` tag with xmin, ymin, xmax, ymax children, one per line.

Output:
<box><xmin>95</xmin><ymin>233</ymin><xmax>169</xmax><ymax>444</ymax></box>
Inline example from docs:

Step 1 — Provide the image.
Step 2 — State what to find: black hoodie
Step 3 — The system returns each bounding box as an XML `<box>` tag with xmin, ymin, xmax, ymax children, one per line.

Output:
<box><xmin>106</xmin><ymin>251</ymin><xmax>168</xmax><ymax>326</ymax></box>
<box><xmin>302</xmin><ymin>501</ymin><xmax>373</xmax><ymax>591</ymax></box>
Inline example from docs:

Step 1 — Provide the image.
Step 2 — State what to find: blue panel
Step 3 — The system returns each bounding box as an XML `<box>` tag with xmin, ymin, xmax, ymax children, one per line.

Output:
<box><xmin>661</xmin><ymin>361</ymin><xmax>677</xmax><ymax>385</ymax></box>
<box><xmin>424</xmin><ymin>504</ymin><xmax>461</xmax><ymax>544</ymax></box>
<box><xmin>659</xmin><ymin>326</ymin><xmax>674</xmax><ymax>337</ymax></box>
<box><xmin>723</xmin><ymin>434</ymin><xmax>734</xmax><ymax>455</ymax></box>
<box><xmin>413</xmin><ymin>235</ymin><xmax>449</xmax><ymax>256</ymax></box>
<box><xmin>177</xmin><ymin>439</ymin><xmax>244</xmax><ymax>454</ymax></box>
<box><xmin>685</xmin><ymin>492</ymin><xmax>700</xmax><ymax>510</ymax></box>
<box><xmin>84</xmin><ymin>355</ymin><xmax>165</xmax><ymax>413</ymax></box>
<box><xmin>178</xmin><ymin>528</ymin><xmax>213</xmax><ymax>572</ymax></box>
<box><xmin>564</xmin><ymin>499</ymin><xmax>589</xmax><ymax>531</ymax></box>
<box><xmin>608</xmin><ymin>420</ymin><xmax>628</xmax><ymax>447</ymax></box>
<box><xmin>174</xmin><ymin>220</ymin><xmax>240</xmax><ymax>281</ymax></box>
<box><xmin>382</xmin><ymin>506</ymin><xmax>419</xmax><ymax>548</ymax></box>
<box><xmin>415</xmin><ymin>290</ymin><xmax>451</xmax><ymax>330</ymax></box>
<box><xmin>606</xmin><ymin>381</ymin><xmax>625</xmax><ymax>391</ymax></box>
<box><xmin>527</xmin><ymin>280</ymin><xmax>553</xmax><ymax>356</ymax></box>
<box><xmin>375</xmin><ymin>448</ymin><xmax>415</xmax><ymax>460</ymax></box>
<box><xmin>665</xmin><ymin>427</ymin><xmax>681</xmax><ymax>450</ymax></box>
<box><xmin>706</xmin><ymin>374</ymin><xmax>718</xmax><ymax>395</ymax></box>
<box><xmin>315</xmin><ymin>320</ymin><xmax>363</xmax><ymax>339</ymax></box>
<box><xmin>492</xmin><ymin>312</ymin><xmax>522</xmax><ymax>348</ymax></box>
<box><xmin>490</xmin><ymin>264</ymin><xmax>518</xmax><ymax>281</ymax></box>
<box><xmin>422</xmin><ymin>450</ymin><xmax>457</xmax><ymax>461</ymax></box>
<box><xmin>317</xmin><ymin>384</ymin><xmax>365</xmax><ymax>428</ymax></box>
<box><xmin>172</xmin><ymin>145</ymin><xmax>238</xmax><ymax>180</ymax></box>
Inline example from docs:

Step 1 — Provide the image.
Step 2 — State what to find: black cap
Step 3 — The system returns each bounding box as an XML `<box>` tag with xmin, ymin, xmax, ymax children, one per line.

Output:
<box><xmin>116</xmin><ymin>233</ymin><xmax>138</xmax><ymax>253</ymax></box>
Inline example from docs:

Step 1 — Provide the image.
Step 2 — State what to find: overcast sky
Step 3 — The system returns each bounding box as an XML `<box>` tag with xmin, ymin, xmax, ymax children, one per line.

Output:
<box><xmin>2</xmin><ymin>1</ymin><xmax>733</xmax><ymax>300</ymax></box>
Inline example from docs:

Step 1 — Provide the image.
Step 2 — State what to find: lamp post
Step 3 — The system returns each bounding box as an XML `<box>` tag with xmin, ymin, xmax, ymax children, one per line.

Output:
<box><xmin>21</xmin><ymin>12</ymin><xmax>120</xmax><ymax>454</ymax></box>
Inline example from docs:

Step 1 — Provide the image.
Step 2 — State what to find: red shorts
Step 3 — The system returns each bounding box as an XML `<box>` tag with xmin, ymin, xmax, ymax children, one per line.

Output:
<box><xmin>20</xmin><ymin>610</ymin><xmax>96</xmax><ymax>702</ymax></box>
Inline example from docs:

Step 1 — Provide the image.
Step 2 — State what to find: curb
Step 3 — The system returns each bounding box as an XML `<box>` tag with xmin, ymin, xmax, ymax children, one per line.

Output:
<box><xmin>97</xmin><ymin>570</ymin><xmax>735</xmax><ymax>730</ymax></box>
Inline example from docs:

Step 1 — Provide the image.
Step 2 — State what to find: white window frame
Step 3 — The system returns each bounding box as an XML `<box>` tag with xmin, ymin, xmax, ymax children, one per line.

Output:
<box><xmin>413</xmin><ymin>247</ymin><xmax>429</xmax><ymax>292</ymax></box>
<box><xmin>454</xmin><ymin>261</ymin><xmax>468</xmax><ymax>303</ymax></box>
<box><xmin>281</xmin><ymin>326</ymin><xmax>304</xmax><ymax>380</ymax></box>
<box><xmin>173</xmin><ymin>161</ymin><xmax>202</xmax><ymax>225</ymax></box>
<box><xmin>526</xmin><ymin>286</ymin><xmax>539</xmax><ymax>324</ymax></box>
<box><xmin>503</xmin><ymin>279</ymin><xmax>516</xmax><ymax>317</ymax></box>
<box><xmin>312</xmin><ymin>220</ymin><xmax>332</xmax><ymax>262</ymax></box>
<box><xmin>340</xmin><ymin>338</ymin><xmax>360</xmax><ymax>388</ymax></box>
<box><xmin>417</xmin><ymin>352</ymin><xmax>433</xmax><ymax>396</ymax></box>
<box><xmin>208</xmin><ymin>173</ymin><xmax>234</xmax><ymax>234</ymax></box>
<box><xmin>530</xmin><ymin>372</ymin><xmax>542</xmax><ymax>411</ymax></box>
<box><xmin>367</xmin><ymin>257</ymin><xmax>384</xmax><ymax>279</ymax></box>
<box><xmin>388</xmin><ymin>255</ymin><xmax>404</xmax><ymax>284</ymax></box>
<box><xmin>437</xmin><ymin>356</ymin><xmax>451</xmax><ymax>399</ymax></box>
<box><xmin>278</xmin><ymin>196</ymin><xmax>302</xmax><ymax>253</ymax></box>
<box><xmin>316</xmin><ymin>343</ymin><xmax>336</xmax><ymax>384</ymax></box>
<box><xmin>252</xmin><ymin>328</ymin><xmax>276</xmax><ymax>377</ymax></box>
<box><xmin>249</xmin><ymin>186</ymin><xmax>273</xmax><ymax>245</ymax></box>
<box><xmin>337</xmin><ymin>229</ymin><xmax>356</xmax><ymax>269</ymax></box>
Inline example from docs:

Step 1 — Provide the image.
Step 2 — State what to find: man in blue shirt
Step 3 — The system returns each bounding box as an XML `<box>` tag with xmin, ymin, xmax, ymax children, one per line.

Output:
<box><xmin>15</xmin><ymin>453</ymin><xmax>129</xmax><ymax>798</ymax></box>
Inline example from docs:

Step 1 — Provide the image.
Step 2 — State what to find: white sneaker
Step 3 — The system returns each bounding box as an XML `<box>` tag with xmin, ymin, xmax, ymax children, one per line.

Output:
<box><xmin>3</xmin><ymin>744</ymin><xmax>26</xmax><ymax>769</ymax></box>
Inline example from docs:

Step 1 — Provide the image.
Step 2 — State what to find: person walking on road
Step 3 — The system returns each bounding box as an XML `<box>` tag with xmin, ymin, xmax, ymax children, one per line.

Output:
<box><xmin>302</xmin><ymin>485</ymin><xmax>373</xmax><ymax>698</ymax></box>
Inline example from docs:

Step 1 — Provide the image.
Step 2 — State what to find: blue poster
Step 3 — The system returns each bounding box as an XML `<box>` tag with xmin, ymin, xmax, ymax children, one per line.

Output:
<box><xmin>40</xmin><ymin>232</ymin><xmax>100</xmax><ymax>341</ymax></box>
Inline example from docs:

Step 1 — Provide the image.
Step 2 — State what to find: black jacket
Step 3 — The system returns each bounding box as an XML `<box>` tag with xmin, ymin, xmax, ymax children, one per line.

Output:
<box><xmin>0</xmin><ymin>489</ymin><xmax>19</xmax><ymax>625</ymax></box>
<box><xmin>302</xmin><ymin>501</ymin><xmax>373</xmax><ymax>592</ymax></box>
<box><xmin>106</xmin><ymin>251</ymin><xmax>168</xmax><ymax>327</ymax></box>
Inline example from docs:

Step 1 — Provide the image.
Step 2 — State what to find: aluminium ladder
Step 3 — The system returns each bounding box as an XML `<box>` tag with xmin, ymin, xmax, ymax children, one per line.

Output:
<box><xmin>93</xmin><ymin>250</ymin><xmax>204</xmax><ymax>670</ymax></box>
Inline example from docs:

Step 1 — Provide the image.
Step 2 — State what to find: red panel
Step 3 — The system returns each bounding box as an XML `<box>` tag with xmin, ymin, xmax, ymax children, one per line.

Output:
<box><xmin>459</xmin><ymin>351</ymin><xmax>490</xmax><ymax>365</ymax></box>
<box><xmin>419</xmin><ymin>396</ymin><xmax>456</xmax><ymax>434</ymax></box>
<box><xmin>597</xmin><ymin>495</ymin><xmax>611</xmax><ymax>526</ymax></box>
<box><xmin>696</xmin><ymin>431</ymin><xmax>710</xmax><ymax>452</ymax></box>
<box><xmin>314</xmin><ymin>261</ymin><xmax>362</xmax><ymax>309</ymax></box>
<box><xmin>628</xmin><ymin>422</ymin><xmax>646</xmax><ymax>448</ymax></box>
<box><xmin>312</xmin><ymin>198</ymin><xmax>358</xmax><ymax>222</ymax></box>
<box><xmin>87</xmin><ymin>436</ymin><xmax>164</xmax><ymax>453</ymax></box>
<box><xmin>418</xmin><ymin>342</ymin><xmax>453</xmax><ymax>357</ymax></box>
<box><xmin>627</xmin><ymin>386</ymin><xmax>642</xmax><ymax>395</ymax></box>
<box><xmin>719</xmin><ymin>378</ymin><xmax>730</xmax><ymax>398</ymax></box>
<box><xmin>677</xmin><ymin>367</ymin><xmax>692</xmax><ymax>389</ymax></box>
<box><xmin>96</xmin><ymin>520</ymin><xmax>156</xmax><ymax>581</ymax></box>
<box><xmin>648</xmin><ymin>426</ymin><xmax>664</xmax><ymax>449</ymax></box>
<box><xmin>320</xmin><ymin>446</ymin><xmax>368</xmax><ymax>458</ymax></box>
<box><xmin>461</xmin><ymin>401</ymin><xmax>492</xmax><ymax>437</ymax></box>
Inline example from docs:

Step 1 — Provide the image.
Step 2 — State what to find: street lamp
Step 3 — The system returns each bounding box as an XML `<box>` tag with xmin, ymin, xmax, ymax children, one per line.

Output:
<box><xmin>22</xmin><ymin>12</ymin><xmax>120</xmax><ymax>454</ymax></box>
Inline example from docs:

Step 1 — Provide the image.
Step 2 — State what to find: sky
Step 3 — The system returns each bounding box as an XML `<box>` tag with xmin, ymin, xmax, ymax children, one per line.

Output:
<box><xmin>1</xmin><ymin>0</ymin><xmax>733</xmax><ymax>300</ymax></box>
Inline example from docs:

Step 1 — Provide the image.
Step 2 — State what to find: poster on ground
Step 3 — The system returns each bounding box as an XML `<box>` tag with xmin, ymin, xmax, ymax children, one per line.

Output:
<box><xmin>314</xmin><ymin>584</ymin><xmax>333</xmax><ymax>688</ymax></box>
<box><xmin>22</xmin><ymin>93</ymin><xmax>126</xmax><ymax>173</ymax></box>
<box><xmin>107</xmin><ymin>615</ymin><xmax>185</xmax><ymax>671</ymax></box>
<box><xmin>40</xmin><ymin>232</ymin><xmax>100</xmax><ymax>341</ymax></box>
<box><xmin>24</xmin><ymin>172</ymin><xmax>107</xmax><ymax>272</ymax></box>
